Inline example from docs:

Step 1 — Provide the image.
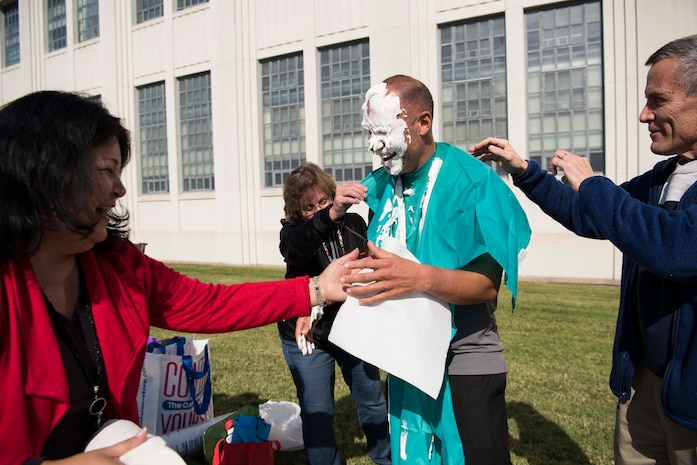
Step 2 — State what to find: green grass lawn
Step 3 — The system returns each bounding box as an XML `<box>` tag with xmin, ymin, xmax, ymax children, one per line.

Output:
<box><xmin>155</xmin><ymin>264</ymin><xmax>619</xmax><ymax>465</ymax></box>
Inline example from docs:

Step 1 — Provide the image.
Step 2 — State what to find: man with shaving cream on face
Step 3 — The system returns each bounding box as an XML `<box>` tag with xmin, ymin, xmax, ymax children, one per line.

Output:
<box><xmin>340</xmin><ymin>75</ymin><xmax>530</xmax><ymax>465</ymax></box>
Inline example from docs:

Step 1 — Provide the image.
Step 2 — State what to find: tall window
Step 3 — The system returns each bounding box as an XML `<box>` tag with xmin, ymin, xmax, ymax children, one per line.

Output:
<box><xmin>441</xmin><ymin>17</ymin><xmax>507</xmax><ymax>155</ymax></box>
<box><xmin>319</xmin><ymin>40</ymin><xmax>371</xmax><ymax>182</ymax></box>
<box><xmin>179</xmin><ymin>72</ymin><xmax>214</xmax><ymax>192</ymax></box>
<box><xmin>136</xmin><ymin>0</ymin><xmax>163</xmax><ymax>24</ymax></box>
<box><xmin>77</xmin><ymin>0</ymin><xmax>98</xmax><ymax>42</ymax></box>
<box><xmin>2</xmin><ymin>2</ymin><xmax>19</xmax><ymax>67</ymax></box>
<box><xmin>47</xmin><ymin>0</ymin><xmax>66</xmax><ymax>52</ymax></box>
<box><xmin>177</xmin><ymin>0</ymin><xmax>208</xmax><ymax>11</ymax></box>
<box><xmin>138</xmin><ymin>82</ymin><xmax>169</xmax><ymax>194</ymax></box>
<box><xmin>261</xmin><ymin>53</ymin><xmax>305</xmax><ymax>187</ymax></box>
<box><xmin>526</xmin><ymin>1</ymin><xmax>604</xmax><ymax>172</ymax></box>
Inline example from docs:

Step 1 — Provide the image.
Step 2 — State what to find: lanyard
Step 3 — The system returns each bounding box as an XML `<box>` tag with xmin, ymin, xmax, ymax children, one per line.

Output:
<box><xmin>45</xmin><ymin>269</ymin><xmax>107</xmax><ymax>428</ymax></box>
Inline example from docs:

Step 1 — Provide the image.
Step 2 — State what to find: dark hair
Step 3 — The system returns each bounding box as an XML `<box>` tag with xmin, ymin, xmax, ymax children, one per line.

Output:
<box><xmin>282</xmin><ymin>161</ymin><xmax>336</xmax><ymax>223</ymax></box>
<box><xmin>383</xmin><ymin>74</ymin><xmax>434</xmax><ymax>118</ymax></box>
<box><xmin>0</xmin><ymin>90</ymin><xmax>131</xmax><ymax>261</ymax></box>
<box><xmin>646</xmin><ymin>34</ymin><xmax>697</xmax><ymax>96</ymax></box>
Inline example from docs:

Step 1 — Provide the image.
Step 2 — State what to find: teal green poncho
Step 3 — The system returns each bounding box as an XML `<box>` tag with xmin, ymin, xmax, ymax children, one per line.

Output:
<box><xmin>362</xmin><ymin>143</ymin><xmax>531</xmax><ymax>464</ymax></box>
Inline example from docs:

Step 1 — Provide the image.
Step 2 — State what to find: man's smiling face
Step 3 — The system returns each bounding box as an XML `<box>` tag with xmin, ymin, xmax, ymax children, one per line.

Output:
<box><xmin>640</xmin><ymin>58</ymin><xmax>697</xmax><ymax>159</ymax></box>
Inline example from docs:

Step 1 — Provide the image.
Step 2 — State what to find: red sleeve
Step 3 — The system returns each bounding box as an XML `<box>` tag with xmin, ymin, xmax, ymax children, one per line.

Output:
<box><xmin>143</xmin><ymin>256</ymin><xmax>311</xmax><ymax>332</ymax></box>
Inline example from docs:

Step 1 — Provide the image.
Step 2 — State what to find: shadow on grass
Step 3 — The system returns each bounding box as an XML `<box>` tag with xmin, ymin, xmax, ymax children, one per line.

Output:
<box><xmin>213</xmin><ymin>391</ymin><xmax>267</xmax><ymax>414</ymax></box>
<box><xmin>198</xmin><ymin>396</ymin><xmax>590</xmax><ymax>465</ymax></box>
<box><xmin>508</xmin><ymin>401</ymin><xmax>592</xmax><ymax>465</ymax></box>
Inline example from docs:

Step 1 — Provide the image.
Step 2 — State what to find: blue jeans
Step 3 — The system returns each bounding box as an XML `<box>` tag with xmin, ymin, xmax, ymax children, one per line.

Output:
<box><xmin>280</xmin><ymin>335</ymin><xmax>391</xmax><ymax>465</ymax></box>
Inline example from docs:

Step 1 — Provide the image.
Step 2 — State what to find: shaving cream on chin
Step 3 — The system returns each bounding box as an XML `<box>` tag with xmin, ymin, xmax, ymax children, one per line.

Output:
<box><xmin>384</xmin><ymin>156</ymin><xmax>404</xmax><ymax>176</ymax></box>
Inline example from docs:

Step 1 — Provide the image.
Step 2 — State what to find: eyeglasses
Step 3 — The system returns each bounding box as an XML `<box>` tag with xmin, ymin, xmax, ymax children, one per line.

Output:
<box><xmin>302</xmin><ymin>197</ymin><xmax>332</xmax><ymax>214</ymax></box>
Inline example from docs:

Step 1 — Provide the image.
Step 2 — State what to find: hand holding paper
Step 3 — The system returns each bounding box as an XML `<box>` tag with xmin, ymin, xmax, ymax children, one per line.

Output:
<box><xmin>340</xmin><ymin>241</ymin><xmax>429</xmax><ymax>305</ymax></box>
<box><xmin>329</xmin><ymin>237</ymin><xmax>452</xmax><ymax>399</ymax></box>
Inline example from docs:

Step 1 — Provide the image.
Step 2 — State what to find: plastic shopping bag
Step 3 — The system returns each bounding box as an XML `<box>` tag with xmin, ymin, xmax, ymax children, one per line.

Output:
<box><xmin>258</xmin><ymin>401</ymin><xmax>304</xmax><ymax>451</ymax></box>
<box><xmin>137</xmin><ymin>335</ymin><xmax>214</xmax><ymax>435</ymax></box>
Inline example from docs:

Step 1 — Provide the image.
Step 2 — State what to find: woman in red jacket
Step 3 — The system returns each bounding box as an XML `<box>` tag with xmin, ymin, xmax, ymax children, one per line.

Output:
<box><xmin>0</xmin><ymin>91</ymin><xmax>356</xmax><ymax>465</ymax></box>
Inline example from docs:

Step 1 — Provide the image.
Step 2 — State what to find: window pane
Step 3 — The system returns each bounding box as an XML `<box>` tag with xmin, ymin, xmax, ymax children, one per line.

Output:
<box><xmin>179</xmin><ymin>72</ymin><xmax>214</xmax><ymax>192</ymax></box>
<box><xmin>261</xmin><ymin>53</ymin><xmax>305</xmax><ymax>187</ymax></box>
<box><xmin>177</xmin><ymin>0</ymin><xmax>209</xmax><ymax>11</ymax></box>
<box><xmin>138</xmin><ymin>82</ymin><xmax>169</xmax><ymax>194</ymax></box>
<box><xmin>526</xmin><ymin>0</ymin><xmax>604</xmax><ymax>173</ymax></box>
<box><xmin>77</xmin><ymin>0</ymin><xmax>99</xmax><ymax>42</ymax></box>
<box><xmin>440</xmin><ymin>16</ymin><xmax>507</xmax><ymax>174</ymax></box>
<box><xmin>136</xmin><ymin>0</ymin><xmax>163</xmax><ymax>23</ymax></box>
<box><xmin>3</xmin><ymin>3</ymin><xmax>19</xmax><ymax>66</ymax></box>
<box><xmin>319</xmin><ymin>40</ymin><xmax>372</xmax><ymax>181</ymax></box>
<box><xmin>47</xmin><ymin>0</ymin><xmax>67</xmax><ymax>52</ymax></box>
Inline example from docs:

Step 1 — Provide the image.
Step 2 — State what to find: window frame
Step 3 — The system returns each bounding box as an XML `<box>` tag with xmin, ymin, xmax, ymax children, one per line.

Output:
<box><xmin>138</xmin><ymin>81</ymin><xmax>170</xmax><ymax>195</ymax></box>
<box><xmin>47</xmin><ymin>0</ymin><xmax>67</xmax><ymax>52</ymax></box>
<box><xmin>440</xmin><ymin>16</ymin><xmax>508</xmax><ymax>174</ymax></box>
<box><xmin>2</xmin><ymin>1</ymin><xmax>19</xmax><ymax>67</ymax></box>
<box><xmin>318</xmin><ymin>39</ymin><xmax>372</xmax><ymax>183</ymax></box>
<box><xmin>260</xmin><ymin>52</ymin><xmax>306</xmax><ymax>188</ymax></box>
<box><xmin>76</xmin><ymin>0</ymin><xmax>99</xmax><ymax>42</ymax></box>
<box><xmin>525</xmin><ymin>0</ymin><xmax>605</xmax><ymax>172</ymax></box>
<box><xmin>178</xmin><ymin>71</ymin><xmax>215</xmax><ymax>192</ymax></box>
<box><xmin>135</xmin><ymin>0</ymin><xmax>163</xmax><ymax>24</ymax></box>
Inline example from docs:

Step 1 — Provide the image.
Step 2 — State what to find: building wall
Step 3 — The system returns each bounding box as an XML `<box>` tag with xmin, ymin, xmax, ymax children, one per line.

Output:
<box><xmin>1</xmin><ymin>0</ymin><xmax>696</xmax><ymax>282</ymax></box>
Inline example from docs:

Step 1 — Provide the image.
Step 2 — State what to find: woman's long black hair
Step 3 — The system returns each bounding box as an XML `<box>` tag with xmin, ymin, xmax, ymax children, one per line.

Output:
<box><xmin>0</xmin><ymin>91</ymin><xmax>131</xmax><ymax>261</ymax></box>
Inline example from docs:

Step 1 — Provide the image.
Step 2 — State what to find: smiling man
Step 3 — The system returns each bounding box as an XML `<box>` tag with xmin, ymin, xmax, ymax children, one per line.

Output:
<box><xmin>470</xmin><ymin>34</ymin><xmax>697</xmax><ymax>465</ymax></box>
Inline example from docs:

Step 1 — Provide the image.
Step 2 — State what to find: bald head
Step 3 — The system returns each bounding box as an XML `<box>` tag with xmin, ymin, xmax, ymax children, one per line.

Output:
<box><xmin>383</xmin><ymin>75</ymin><xmax>434</xmax><ymax>118</ymax></box>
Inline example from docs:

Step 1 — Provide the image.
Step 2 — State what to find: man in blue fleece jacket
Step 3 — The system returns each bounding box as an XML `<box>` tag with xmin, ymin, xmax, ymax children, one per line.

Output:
<box><xmin>471</xmin><ymin>34</ymin><xmax>697</xmax><ymax>465</ymax></box>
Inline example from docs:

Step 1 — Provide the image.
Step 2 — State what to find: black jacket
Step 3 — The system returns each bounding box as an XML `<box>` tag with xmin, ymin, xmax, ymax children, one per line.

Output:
<box><xmin>277</xmin><ymin>206</ymin><xmax>367</xmax><ymax>348</ymax></box>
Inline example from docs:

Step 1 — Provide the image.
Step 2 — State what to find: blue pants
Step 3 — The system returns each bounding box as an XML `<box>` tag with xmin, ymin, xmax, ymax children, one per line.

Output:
<box><xmin>280</xmin><ymin>335</ymin><xmax>391</xmax><ymax>465</ymax></box>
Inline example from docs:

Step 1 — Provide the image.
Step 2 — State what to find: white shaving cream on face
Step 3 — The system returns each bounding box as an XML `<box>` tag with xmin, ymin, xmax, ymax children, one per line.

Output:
<box><xmin>362</xmin><ymin>82</ymin><xmax>409</xmax><ymax>176</ymax></box>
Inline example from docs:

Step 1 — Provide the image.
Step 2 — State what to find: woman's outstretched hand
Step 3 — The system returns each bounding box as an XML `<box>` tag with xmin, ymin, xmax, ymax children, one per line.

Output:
<box><xmin>316</xmin><ymin>247</ymin><xmax>360</xmax><ymax>304</ymax></box>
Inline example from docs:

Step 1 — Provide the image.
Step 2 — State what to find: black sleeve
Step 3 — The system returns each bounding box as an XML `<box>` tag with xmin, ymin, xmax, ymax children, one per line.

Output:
<box><xmin>279</xmin><ymin>206</ymin><xmax>341</xmax><ymax>266</ymax></box>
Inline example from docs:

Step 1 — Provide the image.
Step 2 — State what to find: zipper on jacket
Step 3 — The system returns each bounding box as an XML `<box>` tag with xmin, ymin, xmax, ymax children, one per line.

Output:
<box><xmin>618</xmin><ymin>352</ymin><xmax>632</xmax><ymax>405</ymax></box>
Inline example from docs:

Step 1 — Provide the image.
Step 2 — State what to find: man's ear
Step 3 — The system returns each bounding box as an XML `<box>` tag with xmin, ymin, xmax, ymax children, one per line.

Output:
<box><xmin>417</xmin><ymin>111</ymin><xmax>432</xmax><ymax>136</ymax></box>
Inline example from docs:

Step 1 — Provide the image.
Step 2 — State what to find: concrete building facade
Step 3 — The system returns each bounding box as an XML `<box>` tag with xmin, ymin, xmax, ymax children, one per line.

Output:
<box><xmin>1</xmin><ymin>0</ymin><xmax>696</xmax><ymax>282</ymax></box>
